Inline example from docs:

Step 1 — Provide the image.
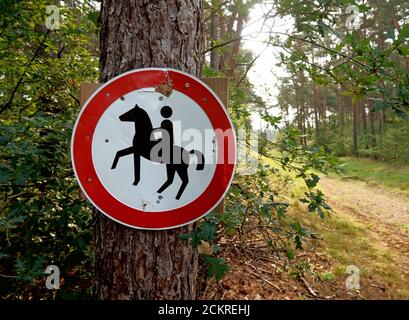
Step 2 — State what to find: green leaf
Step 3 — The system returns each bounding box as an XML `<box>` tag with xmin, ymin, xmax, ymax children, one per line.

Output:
<box><xmin>397</xmin><ymin>45</ymin><xmax>409</xmax><ymax>57</ymax></box>
<box><xmin>286</xmin><ymin>250</ymin><xmax>295</xmax><ymax>260</ymax></box>
<box><xmin>179</xmin><ymin>220</ymin><xmax>218</xmax><ymax>247</ymax></box>
<box><xmin>202</xmin><ymin>256</ymin><xmax>229</xmax><ymax>281</ymax></box>
<box><xmin>374</xmin><ymin>99</ymin><xmax>389</xmax><ymax>111</ymax></box>
<box><xmin>294</xmin><ymin>235</ymin><xmax>303</xmax><ymax>250</ymax></box>
<box><xmin>305</xmin><ymin>173</ymin><xmax>320</xmax><ymax>189</ymax></box>
<box><xmin>397</xmin><ymin>24</ymin><xmax>409</xmax><ymax>43</ymax></box>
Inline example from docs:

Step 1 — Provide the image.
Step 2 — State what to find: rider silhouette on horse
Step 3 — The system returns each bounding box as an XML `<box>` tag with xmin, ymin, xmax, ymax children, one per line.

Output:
<box><xmin>111</xmin><ymin>104</ymin><xmax>205</xmax><ymax>200</ymax></box>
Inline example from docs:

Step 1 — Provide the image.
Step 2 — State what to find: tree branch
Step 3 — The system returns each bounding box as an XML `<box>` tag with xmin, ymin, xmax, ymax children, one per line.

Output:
<box><xmin>0</xmin><ymin>30</ymin><xmax>50</xmax><ymax>115</ymax></box>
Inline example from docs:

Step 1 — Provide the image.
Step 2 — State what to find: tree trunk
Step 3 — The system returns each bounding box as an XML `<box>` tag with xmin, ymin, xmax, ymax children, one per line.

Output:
<box><xmin>353</xmin><ymin>102</ymin><xmax>359</xmax><ymax>156</ymax></box>
<box><xmin>210</xmin><ymin>5</ymin><xmax>219</xmax><ymax>70</ymax></box>
<box><xmin>294</xmin><ymin>72</ymin><xmax>305</xmax><ymax>146</ymax></box>
<box><xmin>321</xmin><ymin>88</ymin><xmax>327</xmax><ymax>126</ymax></box>
<box><xmin>221</xmin><ymin>7</ymin><xmax>237</xmax><ymax>72</ymax></box>
<box><xmin>361</xmin><ymin>102</ymin><xmax>368</xmax><ymax>148</ymax></box>
<box><xmin>226</xmin><ymin>12</ymin><xmax>244</xmax><ymax>77</ymax></box>
<box><xmin>311</xmin><ymin>51</ymin><xmax>319</xmax><ymax>144</ymax></box>
<box><xmin>368</xmin><ymin>100</ymin><xmax>377</xmax><ymax>149</ymax></box>
<box><xmin>380</xmin><ymin>110</ymin><xmax>386</xmax><ymax>136</ymax></box>
<box><xmin>313</xmin><ymin>84</ymin><xmax>319</xmax><ymax>145</ymax></box>
<box><xmin>376</xmin><ymin>13</ymin><xmax>386</xmax><ymax>139</ymax></box>
<box><xmin>94</xmin><ymin>0</ymin><xmax>204</xmax><ymax>300</ymax></box>
<box><xmin>218</xmin><ymin>12</ymin><xmax>227</xmax><ymax>71</ymax></box>
<box><xmin>338</xmin><ymin>89</ymin><xmax>345</xmax><ymax>136</ymax></box>
<box><xmin>361</xmin><ymin>103</ymin><xmax>367</xmax><ymax>135</ymax></box>
<box><xmin>299</xmin><ymin>70</ymin><xmax>307</xmax><ymax>146</ymax></box>
<box><xmin>392</xmin><ymin>14</ymin><xmax>409</xmax><ymax>69</ymax></box>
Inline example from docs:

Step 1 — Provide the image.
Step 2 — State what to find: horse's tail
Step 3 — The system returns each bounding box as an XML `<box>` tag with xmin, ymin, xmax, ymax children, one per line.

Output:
<box><xmin>189</xmin><ymin>150</ymin><xmax>205</xmax><ymax>170</ymax></box>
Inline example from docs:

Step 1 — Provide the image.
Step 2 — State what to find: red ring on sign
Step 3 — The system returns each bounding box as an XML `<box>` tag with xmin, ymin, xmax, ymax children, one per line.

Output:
<box><xmin>71</xmin><ymin>68</ymin><xmax>236</xmax><ymax>230</ymax></box>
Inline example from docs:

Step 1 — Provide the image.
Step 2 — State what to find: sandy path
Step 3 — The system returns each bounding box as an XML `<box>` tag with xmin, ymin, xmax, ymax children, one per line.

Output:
<box><xmin>319</xmin><ymin>176</ymin><xmax>409</xmax><ymax>276</ymax></box>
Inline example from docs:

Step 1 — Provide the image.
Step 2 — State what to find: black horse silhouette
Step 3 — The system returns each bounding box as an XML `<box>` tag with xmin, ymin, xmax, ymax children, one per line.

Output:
<box><xmin>111</xmin><ymin>104</ymin><xmax>205</xmax><ymax>200</ymax></box>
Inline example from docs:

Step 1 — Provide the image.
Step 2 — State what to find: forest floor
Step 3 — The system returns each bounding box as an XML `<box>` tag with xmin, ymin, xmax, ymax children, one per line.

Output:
<box><xmin>201</xmin><ymin>159</ymin><xmax>409</xmax><ymax>300</ymax></box>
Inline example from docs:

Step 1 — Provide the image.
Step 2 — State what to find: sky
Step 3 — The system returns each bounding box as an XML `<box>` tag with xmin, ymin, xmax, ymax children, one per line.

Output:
<box><xmin>241</xmin><ymin>4</ymin><xmax>293</xmax><ymax>129</ymax></box>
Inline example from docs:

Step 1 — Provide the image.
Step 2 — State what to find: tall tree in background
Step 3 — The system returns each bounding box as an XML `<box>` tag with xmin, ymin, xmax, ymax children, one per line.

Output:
<box><xmin>273</xmin><ymin>0</ymin><xmax>409</xmax><ymax>160</ymax></box>
<box><xmin>94</xmin><ymin>0</ymin><xmax>204</xmax><ymax>299</ymax></box>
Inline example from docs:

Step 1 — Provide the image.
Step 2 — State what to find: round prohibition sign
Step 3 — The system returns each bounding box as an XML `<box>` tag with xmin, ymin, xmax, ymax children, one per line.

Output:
<box><xmin>71</xmin><ymin>68</ymin><xmax>237</xmax><ymax>230</ymax></box>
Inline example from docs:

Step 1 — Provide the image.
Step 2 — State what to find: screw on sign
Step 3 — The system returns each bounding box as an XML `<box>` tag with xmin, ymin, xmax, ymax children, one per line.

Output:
<box><xmin>71</xmin><ymin>68</ymin><xmax>237</xmax><ymax>230</ymax></box>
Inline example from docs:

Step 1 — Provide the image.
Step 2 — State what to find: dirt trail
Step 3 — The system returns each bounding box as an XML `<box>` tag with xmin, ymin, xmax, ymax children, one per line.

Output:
<box><xmin>319</xmin><ymin>176</ymin><xmax>409</xmax><ymax>276</ymax></box>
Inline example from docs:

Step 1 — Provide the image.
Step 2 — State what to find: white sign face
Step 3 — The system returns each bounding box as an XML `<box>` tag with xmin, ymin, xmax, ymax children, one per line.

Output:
<box><xmin>92</xmin><ymin>88</ymin><xmax>217</xmax><ymax>212</ymax></box>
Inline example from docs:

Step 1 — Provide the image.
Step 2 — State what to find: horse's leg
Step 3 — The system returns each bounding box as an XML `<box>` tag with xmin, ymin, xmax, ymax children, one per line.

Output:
<box><xmin>111</xmin><ymin>147</ymin><xmax>134</xmax><ymax>169</ymax></box>
<box><xmin>157</xmin><ymin>165</ymin><xmax>175</xmax><ymax>194</ymax></box>
<box><xmin>133</xmin><ymin>152</ymin><xmax>141</xmax><ymax>186</ymax></box>
<box><xmin>175</xmin><ymin>166</ymin><xmax>189</xmax><ymax>200</ymax></box>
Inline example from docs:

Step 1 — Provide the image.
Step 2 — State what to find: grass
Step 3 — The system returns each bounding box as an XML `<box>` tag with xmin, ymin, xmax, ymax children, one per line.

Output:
<box><xmin>337</xmin><ymin>157</ymin><xmax>409</xmax><ymax>193</ymax></box>
<box><xmin>319</xmin><ymin>271</ymin><xmax>336</xmax><ymax>282</ymax></box>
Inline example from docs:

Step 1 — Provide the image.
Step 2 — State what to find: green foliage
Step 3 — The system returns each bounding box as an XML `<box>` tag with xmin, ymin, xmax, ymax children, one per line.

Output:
<box><xmin>180</xmin><ymin>216</ymin><xmax>228</xmax><ymax>280</ymax></box>
<box><xmin>375</xmin><ymin>123</ymin><xmax>409</xmax><ymax>163</ymax></box>
<box><xmin>275</xmin><ymin>0</ymin><xmax>409</xmax><ymax>114</ymax></box>
<box><xmin>183</xmin><ymin>87</ymin><xmax>338</xmax><ymax>278</ymax></box>
<box><xmin>310</xmin><ymin>115</ymin><xmax>409</xmax><ymax>164</ymax></box>
<box><xmin>274</xmin><ymin>0</ymin><xmax>409</xmax><ymax>173</ymax></box>
<box><xmin>0</xmin><ymin>0</ymin><xmax>98</xmax><ymax>118</ymax></box>
<box><xmin>201</xmin><ymin>255</ymin><xmax>229</xmax><ymax>282</ymax></box>
<box><xmin>0</xmin><ymin>1</ymin><xmax>98</xmax><ymax>299</ymax></box>
<box><xmin>180</xmin><ymin>218</ymin><xmax>218</xmax><ymax>248</ymax></box>
<box><xmin>0</xmin><ymin>114</ymin><xmax>94</xmax><ymax>299</ymax></box>
<box><xmin>179</xmin><ymin>116</ymin><xmax>338</xmax><ymax>282</ymax></box>
<box><xmin>301</xmin><ymin>190</ymin><xmax>332</xmax><ymax>219</ymax></box>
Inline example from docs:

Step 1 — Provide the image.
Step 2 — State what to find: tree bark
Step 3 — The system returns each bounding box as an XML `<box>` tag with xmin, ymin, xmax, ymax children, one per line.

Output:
<box><xmin>313</xmin><ymin>83</ymin><xmax>320</xmax><ymax>145</ymax></box>
<box><xmin>299</xmin><ymin>70</ymin><xmax>307</xmax><ymax>146</ymax></box>
<box><xmin>221</xmin><ymin>7</ymin><xmax>237</xmax><ymax>72</ymax></box>
<box><xmin>361</xmin><ymin>101</ymin><xmax>368</xmax><ymax>148</ymax></box>
<box><xmin>311</xmin><ymin>51</ymin><xmax>319</xmax><ymax>144</ymax></box>
<box><xmin>338</xmin><ymin>88</ymin><xmax>345</xmax><ymax>136</ymax></box>
<box><xmin>226</xmin><ymin>12</ymin><xmax>244</xmax><ymax>77</ymax></box>
<box><xmin>380</xmin><ymin>109</ymin><xmax>386</xmax><ymax>136</ymax></box>
<box><xmin>94</xmin><ymin>0</ymin><xmax>204</xmax><ymax>300</ymax></box>
<box><xmin>210</xmin><ymin>5</ymin><xmax>220</xmax><ymax>70</ymax></box>
<box><xmin>99</xmin><ymin>0</ymin><xmax>204</xmax><ymax>82</ymax></box>
<box><xmin>361</xmin><ymin>102</ymin><xmax>367</xmax><ymax>135</ymax></box>
<box><xmin>218</xmin><ymin>12</ymin><xmax>227</xmax><ymax>71</ymax></box>
<box><xmin>368</xmin><ymin>100</ymin><xmax>377</xmax><ymax>149</ymax></box>
<box><xmin>295</xmin><ymin>70</ymin><xmax>306</xmax><ymax>146</ymax></box>
<box><xmin>352</xmin><ymin>102</ymin><xmax>359</xmax><ymax>156</ymax></box>
<box><xmin>376</xmin><ymin>11</ymin><xmax>386</xmax><ymax>138</ymax></box>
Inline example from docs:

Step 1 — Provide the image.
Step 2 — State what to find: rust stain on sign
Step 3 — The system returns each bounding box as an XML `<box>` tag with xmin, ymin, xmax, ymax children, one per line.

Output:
<box><xmin>155</xmin><ymin>82</ymin><xmax>173</xmax><ymax>97</ymax></box>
